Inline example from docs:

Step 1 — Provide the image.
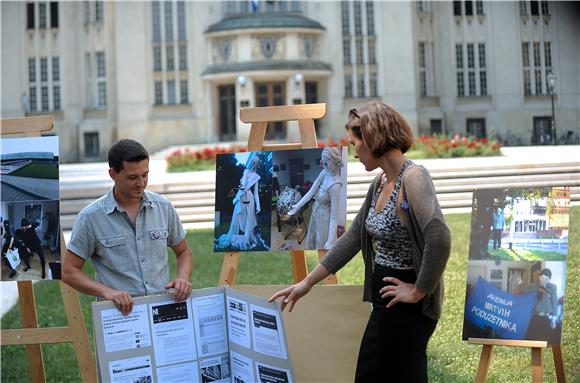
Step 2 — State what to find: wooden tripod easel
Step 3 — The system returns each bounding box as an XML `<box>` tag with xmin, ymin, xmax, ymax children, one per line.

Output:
<box><xmin>1</xmin><ymin>116</ymin><xmax>97</xmax><ymax>382</ymax></box>
<box><xmin>219</xmin><ymin>103</ymin><xmax>338</xmax><ymax>286</ymax></box>
<box><xmin>469</xmin><ymin>338</ymin><xmax>566</xmax><ymax>382</ymax></box>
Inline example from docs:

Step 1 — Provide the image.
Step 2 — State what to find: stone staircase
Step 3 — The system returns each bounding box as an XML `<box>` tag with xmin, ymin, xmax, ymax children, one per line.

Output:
<box><xmin>59</xmin><ymin>158</ymin><xmax>580</xmax><ymax>231</ymax></box>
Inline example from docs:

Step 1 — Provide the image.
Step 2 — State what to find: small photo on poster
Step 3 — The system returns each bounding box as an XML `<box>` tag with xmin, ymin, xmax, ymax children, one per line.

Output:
<box><xmin>108</xmin><ymin>355</ymin><xmax>153</xmax><ymax>383</ymax></box>
<box><xmin>200</xmin><ymin>355</ymin><xmax>231</xmax><ymax>383</ymax></box>
<box><xmin>463</xmin><ymin>187</ymin><xmax>570</xmax><ymax>344</ymax></box>
<box><xmin>214</xmin><ymin>152</ymin><xmax>272</xmax><ymax>252</ymax></box>
<box><xmin>271</xmin><ymin>147</ymin><xmax>348</xmax><ymax>251</ymax></box>
<box><xmin>255</xmin><ymin>362</ymin><xmax>293</xmax><ymax>383</ymax></box>
<box><xmin>1</xmin><ymin>200</ymin><xmax>61</xmax><ymax>281</ymax></box>
<box><xmin>250</xmin><ymin>305</ymin><xmax>287</xmax><ymax>359</ymax></box>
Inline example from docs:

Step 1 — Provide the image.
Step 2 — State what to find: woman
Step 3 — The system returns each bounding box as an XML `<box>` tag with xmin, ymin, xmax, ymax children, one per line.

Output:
<box><xmin>287</xmin><ymin>146</ymin><xmax>344</xmax><ymax>250</ymax></box>
<box><xmin>270</xmin><ymin>101</ymin><xmax>451</xmax><ymax>382</ymax></box>
<box><xmin>216</xmin><ymin>155</ymin><xmax>264</xmax><ymax>250</ymax></box>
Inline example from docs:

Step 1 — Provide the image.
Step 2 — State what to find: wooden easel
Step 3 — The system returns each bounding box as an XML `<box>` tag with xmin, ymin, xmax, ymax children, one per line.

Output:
<box><xmin>1</xmin><ymin>116</ymin><xmax>97</xmax><ymax>382</ymax></box>
<box><xmin>219</xmin><ymin>103</ymin><xmax>338</xmax><ymax>286</ymax></box>
<box><xmin>469</xmin><ymin>338</ymin><xmax>566</xmax><ymax>382</ymax></box>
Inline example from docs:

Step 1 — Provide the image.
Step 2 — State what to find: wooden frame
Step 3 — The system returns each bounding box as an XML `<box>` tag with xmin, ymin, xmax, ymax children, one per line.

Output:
<box><xmin>219</xmin><ymin>103</ymin><xmax>337</xmax><ymax>286</ymax></box>
<box><xmin>468</xmin><ymin>338</ymin><xmax>566</xmax><ymax>383</ymax></box>
<box><xmin>0</xmin><ymin>116</ymin><xmax>97</xmax><ymax>382</ymax></box>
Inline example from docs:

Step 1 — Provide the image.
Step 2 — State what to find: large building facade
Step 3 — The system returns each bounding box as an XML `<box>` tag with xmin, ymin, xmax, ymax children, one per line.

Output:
<box><xmin>2</xmin><ymin>1</ymin><xmax>579</xmax><ymax>162</ymax></box>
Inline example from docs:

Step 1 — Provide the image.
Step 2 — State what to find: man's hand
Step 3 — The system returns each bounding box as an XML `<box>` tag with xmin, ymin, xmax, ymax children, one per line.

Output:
<box><xmin>165</xmin><ymin>277</ymin><xmax>192</xmax><ymax>302</ymax></box>
<box><xmin>104</xmin><ymin>290</ymin><xmax>134</xmax><ymax>316</ymax></box>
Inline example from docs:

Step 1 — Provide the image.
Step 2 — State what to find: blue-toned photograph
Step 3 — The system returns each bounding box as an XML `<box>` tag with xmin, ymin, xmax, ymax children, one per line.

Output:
<box><xmin>214</xmin><ymin>151</ymin><xmax>273</xmax><ymax>252</ymax></box>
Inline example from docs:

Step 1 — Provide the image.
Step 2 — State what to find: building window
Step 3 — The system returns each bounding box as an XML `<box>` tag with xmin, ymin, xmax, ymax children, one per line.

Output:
<box><xmin>84</xmin><ymin>1</ymin><xmax>90</xmax><ymax>25</ymax></box>
<box><xmin>41</xmin><ymin>86</ymin><xmax>49</xmax><ymax>111</ymax></box>
<box><xmin>180</xmin><ymin>80</ymin><xmax>188</xmax><ymax>104</ymax></box>
<box><xmin>96</xmin><ymin>52</ymin><xmax>107</xmax><ymax>107</ymax></box>
<box><xmin>468</xmin><ymin>72</ymin><xmax>476</xmax><ymax>96</ymax></box>
<box><xmin>430</xmin><ymin>119</ymin><xmax>443</xmax><ymax>135</ymax></box>
<box><xmin>418</xmin><ymin>42</ymin><xmax>427</xmax><ymax>97</ymax></box>
<box><xmin>354</xmin><ymin>1</ymin><xmax>362</xmax><ymax>36</ymax></box>
<box><xmin>456</xmin><ymin>44</ymin><xmax>464</xmax><ymax>96</ymax></box>
<box><xmin>152</xmin><ymin>0</ymin><xmax>187</xmax><ymax>106</ymax></box>
<box><xmin>153</xmin><ymin>46</ymin><xmax>162</xmax><ymax>71</ymax></box>
<box><xmin>530</xmin><ymin>0</ymin><xmax>539</xmax><ymax>16</ymax></box>
<box><xmin>519</xmin><ymin>1</ymin><xmax>528</xmax><ymax>16</ymax></box>
<box><xmin>95</xmin><ymin>1</ymin><xmax>104</xmax><ymax>22</ymax></box>
<box><xmin>478</xmin><ymin>44</ymin><xmax>486</xmax><ymax>95</ymax></box>
<box><xmin>466</xmin><ymin>118</ymin><xmax>486</xmax><ymax>138</ymax></box>
<box><xmin>342</xmin><ymin>39</ymin><xmax>351</xmax><ymax>64</ymax></box>
<box><xmin>177</xmin><ymin>1</ymin><xmax>186</xmax><ymax>41</ymax></box>
<box><xmin>178</xmin><ymin>44</ymin><xmax>187</xmax><ymax>70</ymax></box>
<box><xmin>342</xmin><ymin>1</ymin><xmax>376</xmax><ymax>98</ymax></box>
<box><xmin>52</xmin><ymin>57</ymin><xmax>59</xmax><ymax>82</ymax></box>
<box><xmin>366</xmin><ymin>1</ymin><xmax>374</xmax><ymax>35</ymax></box>
<box><xmin>523</xmin><ymin>41</ymin><xmax>551</xmax><ymax>96</ymax></box>
<box><xmin>167</xmin><ymin>80</ymin><xmax>176</xmax><ymax>104</ymax></box>
<box><xmin>465</xmin><ymin>0</ymin><xmax>473</xmax><ymax>15</ymax></box>
<box><xmin>475</xmin><ymin>0</ymin><xmax>484</xmax><ymax>15</ymax></box>
<box><xmin>29</xmin><ymin>87</ymin><xmax>37</xmax><ymax>112</ymax></box>
<box><xmin>544</xmin><ymin>42</ymin><xmax>551</xmax><ymax>67</ymax></box>
<box><xmin>345</xmin><ymin>75</ymin><xmax>353</xmax><ymax>98</ymax></box>
<box><xmin>453</xmin><ymin>1</ymin><xmax>462</xmax><ymax>15</ymax></box>
<box><xmin>467</xmin><ymin>44</ymin><xmax>475</xmax><ymax>68</ymax></box>
<box><xmin>370</xmin><ymin>72</ymin><xmax>377</xmax><ymax>97</ymax></box>
<box><xmin>84</xmin><ymin>132</ymin><xmax>99</xmax><ymax>157</ymax></box>
<box><xmin>28</xmin><ymin>58</ymin><xmax>36</xmax><ymax>83</ymax></box>
<box><xmin>27</xmin><ymin>3</ymin><xmax>35</xmax><ymax>29</ymax></box>
<box><xmin>40</xmin><ymin>58</ymin><xmax>48</xmax><ymax>82</ymax></box>
<box><xmin>39</xmin><ymin>3</ymin><xmax>46</xmax><ymax>28</ymax></box>
<box><xmin>341</xmin><ymin>1</ymin><xmax>349</xmax><ymax>35</ymax></box>
<box><xmin>53</xmin><ymin>86</ymin><xmax>61</xmax><ymax>110</ymax></box>
<box><xmin>50</xmin><ymin>2</ymin><xmax>58</xmax><ymax>28</ymax></box>
<box><xmin>154</xmin><ymin>81</ymin><xmax>163</xmax><ymax>105</ymax></box>
<box><xmin>166</xmin><ymin>45</ymin><xmax>174</xmax><ymax>70</ymax></box>
<box><xmin>540</xmin><ymin>0</ymin><xmax>549</xmax><ymax>15</ymax></box>
<box><xmin>164</xmin><ymin>1</ymin><xmax>173</xmax><ymax>41</ymax></box>
<box><xmin>357</xmin><ymin>73</ymin><xmax>365</xmax><ymax>97</ymax></box>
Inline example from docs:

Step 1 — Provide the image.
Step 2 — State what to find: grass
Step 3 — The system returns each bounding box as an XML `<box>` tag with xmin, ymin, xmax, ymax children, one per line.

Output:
<box><xmin>1</xmin><ymin>210</ymin><xmax>579</xmax><ymax>382</ymax></box>
<box><xmin>487</xmin><ymin>247</ymin><xmax>567</xmax><ymax>262</ymax></box>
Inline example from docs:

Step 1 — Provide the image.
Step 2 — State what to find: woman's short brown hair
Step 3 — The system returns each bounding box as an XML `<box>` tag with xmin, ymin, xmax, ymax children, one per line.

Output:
<box><xmin>345</xmin><ymin>101</ymin><xmax>414</xmax><ymax>156</ymax></box>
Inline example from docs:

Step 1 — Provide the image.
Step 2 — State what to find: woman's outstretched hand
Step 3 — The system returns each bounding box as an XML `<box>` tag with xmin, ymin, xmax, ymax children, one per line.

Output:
<box><xmin>268</xmin><ymin>280</ymin><xmax>313</xmax><ymax>312</ymax></box>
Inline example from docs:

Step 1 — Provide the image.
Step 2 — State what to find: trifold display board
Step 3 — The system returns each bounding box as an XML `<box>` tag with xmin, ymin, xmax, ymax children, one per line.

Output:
<box><xmin>93</xmin><ymin>285</ymin><xmax>368</xmax><ymax>383</ymax></box>
<box><xmin>93</xmin><ymin>287</ymin><xmax>293</xmax><ymax>383</ymax></box>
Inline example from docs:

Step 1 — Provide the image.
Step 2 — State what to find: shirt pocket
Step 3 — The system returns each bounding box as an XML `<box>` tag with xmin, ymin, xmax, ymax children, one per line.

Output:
<box><xmin>97</xmin><ymin>235</ymin><xmax>131</xmax><ymax>268</ymax></box>
<box><xmin>147</xmin><ymin>228</ymin><xmax>169</xmax><ymax>261</ymax></box>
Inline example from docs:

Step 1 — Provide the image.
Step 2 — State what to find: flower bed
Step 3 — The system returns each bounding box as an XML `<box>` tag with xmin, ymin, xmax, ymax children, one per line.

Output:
<box><xmin>166</xmin><ymin>135</ymin><xmax>501</xmax><ymax>172</ymax></box>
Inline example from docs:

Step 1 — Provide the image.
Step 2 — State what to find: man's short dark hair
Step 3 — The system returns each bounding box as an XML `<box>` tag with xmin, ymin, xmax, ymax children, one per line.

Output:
<box><xmin>108</xmin><ymin>139</ymin><xmax>149</xmax><ymax>173</ymax></box>
<box><xmin>540</xmin><ymin>268</ymin><xmax>552</xmax><ymax>279</ymax></box>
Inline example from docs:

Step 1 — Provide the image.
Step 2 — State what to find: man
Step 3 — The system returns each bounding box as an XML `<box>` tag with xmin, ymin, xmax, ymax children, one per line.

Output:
<box><xmin>16</xmin><ymin>218</ymin><xmax>46</xmax><ymax>278</ymax></box>
<box><xmin>492</xmin><ymin>207</ymin><xmax>505</xmax><ymax>250</ymax></box>
<box><xmin>526</xmin><ymin>268</ymin><xmax>558</xmax><ymax>342</ymax></box>
<box><xmin>63</xmin><ymin>139</ymin><xmax>193</xmax><ymax>315</ymax></box>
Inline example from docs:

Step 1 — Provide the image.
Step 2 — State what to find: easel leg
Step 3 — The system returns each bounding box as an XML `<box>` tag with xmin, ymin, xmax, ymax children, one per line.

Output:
<box><xmin>60</xmin><ymin>283</ymin><xmax>97</xmax><ymax>382</ymax></box>
<box><xmin>318</xmin><ymin>250</ymin><xmax>337</xmax><ymax>285</ymax></box>
<box><xmin>17</xmin><ymin>281</ymin><xmax>46</xmax><ymax>383</ymax></box>
<box><xmin>475</xmin><ymin>344</ymin><xmax>493</xmax><ymax>383</ymax></box>
<box><xmin>290</xmin><ymin>250</ymin><xmax>308</xmax><ymax>282</ymax></box>
<box><xmin>551</xmin><ymin>345</ymin><xmax>566</xmax><ymax>383</ymax></box>
<box><xmin>219</xmin><ymin>252</ymin><xmax>241</xmax><ymax>286</ymax></box>
<box><xmin>531</xmin><ymin>347</ymin><xmax>543</xmax><ymax>383</ymax></box>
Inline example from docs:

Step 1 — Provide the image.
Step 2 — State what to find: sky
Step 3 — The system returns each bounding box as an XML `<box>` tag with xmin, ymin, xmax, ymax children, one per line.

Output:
<box><xmin>1</xmin><ymin>136</ymin><xmax>59</xmax><ymax>156</ymax></box>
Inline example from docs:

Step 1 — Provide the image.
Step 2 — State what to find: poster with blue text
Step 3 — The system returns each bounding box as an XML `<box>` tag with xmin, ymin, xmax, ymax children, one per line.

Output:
<box><xmin>462</xmin><ymin>187</ymin><xmax>570</xmax><ymax>344</ymax></box>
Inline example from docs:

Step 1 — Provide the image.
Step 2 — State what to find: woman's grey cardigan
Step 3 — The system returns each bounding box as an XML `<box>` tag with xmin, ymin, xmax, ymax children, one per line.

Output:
<box><xmin>320</xmin><ymin>164</ymin><xmax>452</xmax><ymax>320</ymax></box>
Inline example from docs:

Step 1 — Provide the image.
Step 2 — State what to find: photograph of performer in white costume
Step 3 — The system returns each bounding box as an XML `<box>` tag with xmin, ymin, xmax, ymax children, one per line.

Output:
<box><xmin>287</xmin><ymin>147</ymin><xmax>346</xmax><ymax>250</ymax></box>
<box><xmin>215</xmin><ymin>153</ymin><xmax>270</xmax><ymax>251</ymax></box>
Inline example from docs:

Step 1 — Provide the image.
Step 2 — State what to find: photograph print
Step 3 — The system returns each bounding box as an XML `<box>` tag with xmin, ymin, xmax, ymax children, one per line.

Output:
<box><xmin>271</xmin><ymin>146</ymin><xmax>348</xmax><ymax>251</ymax></box>
<box><xmin>1</xmin><ymin>135</ymin><xmax>61</xmax><ymax>281</ymax></box>
<box><xmin>214</xmin><ymin>151</ymin><xmax>273</xmax><ymax>252</ymax></box>
<box><xmin>463</xmin><ymin>187</ymin><xmax>570</xmax><ymax>344</ymax></box>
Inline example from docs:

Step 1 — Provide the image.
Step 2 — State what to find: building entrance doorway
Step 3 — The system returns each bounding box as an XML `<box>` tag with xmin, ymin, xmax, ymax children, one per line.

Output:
<box><xmin>219</xmin><ymin>84</ymin><xmax>236</xmax><ymax>141</ymax></box>
<box><xmin>255</xmin><ymin>82</ymin><xmax>286</xmax><ymax>140</ymax></box>
<box><xmin>532</xmin><ymin>116</ymin><xmax>553</xmax><ymax>145</ymax></box>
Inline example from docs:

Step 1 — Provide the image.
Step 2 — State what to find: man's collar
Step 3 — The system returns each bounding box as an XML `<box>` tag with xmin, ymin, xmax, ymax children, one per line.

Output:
<box><xmin>103</xmin><ymin>187</ymin><xmax>153</xmax><ymax>215</ymax></box>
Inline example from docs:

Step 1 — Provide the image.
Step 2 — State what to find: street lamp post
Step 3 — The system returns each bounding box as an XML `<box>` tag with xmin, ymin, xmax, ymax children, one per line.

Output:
<box><xmin>547</xmin><ymin>72</ymin><xmax>557</xmax><ymax>145</ymax></box>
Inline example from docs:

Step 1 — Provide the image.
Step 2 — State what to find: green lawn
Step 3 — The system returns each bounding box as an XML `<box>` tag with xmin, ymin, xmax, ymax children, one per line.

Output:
<box><xmin>487</xmin><ymin>247</ymin><xmax>567</xmax><ymax>262</ymax></box>
<box><xmin>1</xmin><ymin>210</ymin><xmax>579</xmax><ymax>382</ymax></box>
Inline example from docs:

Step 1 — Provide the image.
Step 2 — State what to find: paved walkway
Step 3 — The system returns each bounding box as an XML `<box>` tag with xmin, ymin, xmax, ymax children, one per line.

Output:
<box><xmin>2</xmin><ymin>145</ymin><xmax>578</xmax><ymax>318</ymax></box>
